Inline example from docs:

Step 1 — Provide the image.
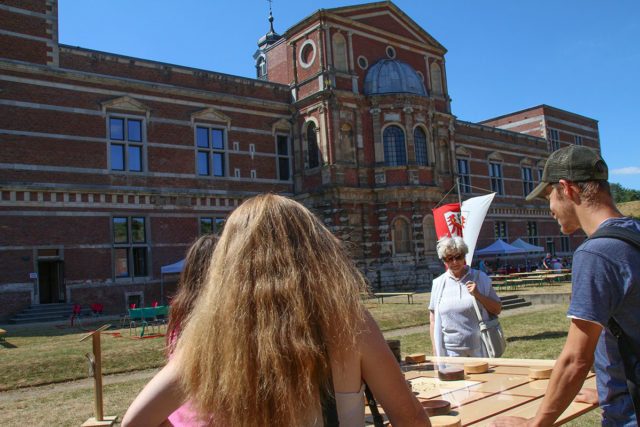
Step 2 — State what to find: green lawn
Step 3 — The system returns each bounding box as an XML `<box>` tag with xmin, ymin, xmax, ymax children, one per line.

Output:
<box><xmin>0</xmin><ymin>299</ymin><xmax>602</xmax><ymax>426</ymax></box>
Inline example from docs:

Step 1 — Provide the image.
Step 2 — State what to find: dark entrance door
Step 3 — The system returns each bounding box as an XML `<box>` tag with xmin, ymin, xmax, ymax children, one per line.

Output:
<box><xmin>38</xmin><ymin>260</ymin><xmax>64</xmax><ymax>303</ymax></box>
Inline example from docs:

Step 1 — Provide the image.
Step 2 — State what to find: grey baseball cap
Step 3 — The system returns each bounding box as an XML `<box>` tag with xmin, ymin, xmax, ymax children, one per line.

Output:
<box><xmin>526</xmin><ymin>145</ymin><xmax>608</xmax><ymax>200</ymax></box>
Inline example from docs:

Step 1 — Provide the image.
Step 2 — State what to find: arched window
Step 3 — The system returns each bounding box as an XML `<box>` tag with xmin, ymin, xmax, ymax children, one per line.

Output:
<box><xmin>256</xmin><ymin>56</ymin><xmax>266</xmax><ymax>79</ymax></box>
<box><xmin>307</xmin><ymin>122</ymin><xmax>320</xmax><ymax>169</ymax></box>
<box><xmin>423</xmin><ymin>215</ymin><xmax>436</xmax><ymax>252</ymax></box>
<box><xmin>430</xmin><ymin>62</ymin><xmax>443</xmax><ymax>96</ymax></box>
<box><xmin>414</xmin><ymin>127</ymin><xmax>428</xmax><ymax>166</ymax></box>
<box><xmin>383</xmin><ymin>125</ymin><xmax>406</xmax><ymax>166</ymax></box>
<box><xmin>393</xmin><ymin>217</ymin><xmax>411</xmax><ymax>254</ymax></box>
<box><xmin>332</xmin><ymin>33</ymin><xmax>348</xmax><ymax>72</ymax></box>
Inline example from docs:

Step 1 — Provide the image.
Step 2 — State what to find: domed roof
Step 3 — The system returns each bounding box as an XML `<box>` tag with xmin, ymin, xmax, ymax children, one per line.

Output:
<box><xmin>363</xmin><ymin>59</ymin><xmax>427</xmax><ymax>96</ymax></box>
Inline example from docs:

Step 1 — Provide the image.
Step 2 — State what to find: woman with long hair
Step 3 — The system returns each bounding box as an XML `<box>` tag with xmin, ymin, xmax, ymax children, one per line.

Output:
<box><xmin>122</xmin><ymin>194</ymin><xmax>430</xmax><ymax>427</ymax></box>
<box><xmin>165</xmin><ymin>233</ymin><xmax>218</xmax><ymax>425</ymax></box>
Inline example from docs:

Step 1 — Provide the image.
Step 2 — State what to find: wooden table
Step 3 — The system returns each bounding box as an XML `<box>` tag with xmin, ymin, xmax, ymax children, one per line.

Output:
<box><xmin>366</xmin><ymin>356</ymin><xmax>597</xmax><ymax>426</ymax></box>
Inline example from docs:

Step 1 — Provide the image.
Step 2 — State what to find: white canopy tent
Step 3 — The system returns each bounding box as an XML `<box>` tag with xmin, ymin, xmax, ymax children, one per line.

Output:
<box><xmin>160</xmin><ymin>259</ymin><xmax>185</xmax><ymax>304</ymax></box>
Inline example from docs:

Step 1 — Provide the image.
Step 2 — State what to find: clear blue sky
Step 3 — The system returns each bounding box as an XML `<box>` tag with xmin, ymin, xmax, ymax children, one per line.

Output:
<box><xmin>58</xmin><ymin>1</ymin><xmax>640</xmax><ymax>191</ymax></box>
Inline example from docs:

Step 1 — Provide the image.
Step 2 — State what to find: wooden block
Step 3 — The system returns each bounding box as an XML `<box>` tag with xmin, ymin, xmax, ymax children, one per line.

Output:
<box><xmin>438</xmin><ymin>367</ymin><xmax>465</xmax><ymax>381</ymax></box>
<box><xmin>528</xmin><ymin>367</ymin><xmax>553</xmax><ymax>379</ymax></box>
<box><xmin>429</xmin><ymin>415</ymin><xmax>461</xmax><ymax>427</ymax></box>
<box><xmin>405</xmin><ymin>353</ymin><xmax>426</xmax><ymax>364</ymax></box>
<box><xmin>464</xmin><ymin>361</ymin><xmax>488</xmax><ymax>374</ymax></box>
<box><xmin>421</xmin><ymin>399</ymin><xmax>451</xmax><ymax>416</ymax></box>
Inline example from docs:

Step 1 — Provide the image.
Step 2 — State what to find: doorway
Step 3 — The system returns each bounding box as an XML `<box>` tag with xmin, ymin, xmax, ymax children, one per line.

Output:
<box><xmin>38</xmin><ymin>260</ymin><xmax>65</xmax><ymax>304</ymax></box>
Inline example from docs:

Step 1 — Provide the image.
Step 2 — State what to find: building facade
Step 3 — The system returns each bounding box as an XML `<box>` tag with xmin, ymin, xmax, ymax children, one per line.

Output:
<box><xmin>0</xmin><ymin>1</ymin><xmax>598</xmax><ymax>320</ymax></box>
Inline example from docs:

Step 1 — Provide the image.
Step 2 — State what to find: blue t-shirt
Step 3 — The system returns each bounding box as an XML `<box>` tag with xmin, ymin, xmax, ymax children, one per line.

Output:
<box><xmin>568</xmin><ymin>217</ymin><xmax>640</xmax><ymax>426</ymax></box>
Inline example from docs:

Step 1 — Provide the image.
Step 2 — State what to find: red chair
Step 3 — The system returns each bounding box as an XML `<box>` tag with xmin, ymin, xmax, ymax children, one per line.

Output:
<box><xmin>151</xmin><ymin>302</ymin><xmax>158</xmax><ymax>308</ymax></box>
<box><xmin>70</xmin><ymin>305</ymin><xmax>83</xmax><ymax>326</ymax></box>
<box><xmin>130</xmin><ymin>303</ymin><xmax>136</xmax><ymax>309</ymax></box>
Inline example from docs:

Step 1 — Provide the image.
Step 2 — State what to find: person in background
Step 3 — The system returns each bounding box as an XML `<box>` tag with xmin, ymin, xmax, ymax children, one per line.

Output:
<box><xmin>478</xmin><ymin>258</ymin><xmax>491</xmax><ymax>274</ymax></box>
<box><xmin>122</xmin><ymin>194</ymin><xmax>431</xmax><ymax>427</ymax></box>
<box><xmin>542</xmin><ymin>252</ymin><xmax>553</xmax><ymax>270</ymax></box>
<box><xmin>429</xmin><ymin>236</ymin><xmax>502</xmax><ymax>357</ymax></box>
<box><xmin>489</xmin><ymin>145</ymin><xmax>640</xmax><ymax>426</ymax></box>
<box><xmin>165</xmin><ymin>233</ymin><xmax>218</xmax><ymax>426</ymax></box>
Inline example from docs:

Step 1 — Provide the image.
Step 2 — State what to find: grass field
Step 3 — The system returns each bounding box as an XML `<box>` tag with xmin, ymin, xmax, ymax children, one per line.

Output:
<box><xmin>0</xmin><ymin>290</ymin><xmax>602</xmax><ymax>426</ymax></box>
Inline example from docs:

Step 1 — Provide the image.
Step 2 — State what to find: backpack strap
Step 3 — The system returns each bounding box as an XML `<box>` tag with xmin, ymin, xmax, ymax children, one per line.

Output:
<box><xmin>587</xmin><ymin>226</ymin><xmax>640</xmax><ymax>250</ymax></box>
<box><xmin>588</xmin><ymin>225</ymin><xmax>640</xmax><ymax>423</ymax></box>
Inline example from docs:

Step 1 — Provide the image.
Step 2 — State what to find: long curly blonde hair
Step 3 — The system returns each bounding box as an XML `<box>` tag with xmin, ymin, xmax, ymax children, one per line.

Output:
<box><xmin>174</xmin><ymin>194</ymin><xmax>367</xmax><ymax>426</ymax></box>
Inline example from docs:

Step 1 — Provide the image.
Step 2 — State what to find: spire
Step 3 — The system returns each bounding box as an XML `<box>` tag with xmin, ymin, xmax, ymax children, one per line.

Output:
<box><xmin>257</xmin><ymin>0</ymin><xmax>281</xmax><ymax>49</ymax></box>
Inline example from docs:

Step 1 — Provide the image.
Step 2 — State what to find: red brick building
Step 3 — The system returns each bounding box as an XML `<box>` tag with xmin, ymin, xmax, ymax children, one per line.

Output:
<box><xmin>0</xmin><ymin>1</ymin><xmax>597</xmax><ymax>320</ymax></box>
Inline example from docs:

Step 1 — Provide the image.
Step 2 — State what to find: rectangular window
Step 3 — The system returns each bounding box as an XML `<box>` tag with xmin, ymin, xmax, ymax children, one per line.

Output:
<box><xmin>112</xmin><ymin>216</ymin><xmax>149</xmax><ymax>278</ymax></box>
<box><xmin>489</xmin><ymin>162</ymin><xmax>504</xmax><ymax>195</ymax></box>
<box><xmin>522</xmin><ymin>167</ymin><xmax>535</xmax><ymax>196</ymax></box>
<box><xmin>574</xmin><ymin>135</ymin><xmax>583</xmax><ymax>146</ymax></box>
<box><xmin>199</xmin><ymin>217</ymin><xmax>225</xmax><ymax>235</ymax></box>
<box><xmin>561</xmin><ymin>236</ymin><xmax>571</xmax><ymax>252</ymax></box>
<box><xmin>276</xmin><ymin>134</ymin><xmax>291</xmax><ymax>181</ymax></box>
<box><xmin>457</xmin><ymin>158</ymin><xmax>471</xmax><ymax>193</ymax></box>
<box><xmin>546</xmin><ymin>237</ymin><xmax>555</xmax><ymax>255</ymax></box>
<box><xmin>527</xmin><ymin>221</ymin><xmax>538</xmax><ymax>246</ymax></box>
<box><xmin>109</xmin><ymin>116</ymin><xmax>144</xmax><ymax>171</ymax></box>
<box><xmin>548</xmin><ymin>129</ymin><xmax>560</xmax><ymax>151</ymax></box>
<box><xmin>196</xmin><ymin>126</ymin><xmax>226</xmax><ymax>177</ymax></box>
<box><xmin>494</xmin><ymin>221</ymin><xmax>507</xmax><ymax>240</ymax></box>
<box><xmin>538</xmin><ymin>168</ymin><xmax>544</xmax><ymax>183</ymax></box>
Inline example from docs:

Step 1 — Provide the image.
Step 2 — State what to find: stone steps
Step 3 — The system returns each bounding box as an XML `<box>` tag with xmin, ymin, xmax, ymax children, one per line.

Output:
<box><xmin>8</xmin><ymin>303</ymin><xmax>91</xmax><ymax>324</ymax></box>
<box><xmin>500</xmin><ymin>295</ymin><xmax>532</xmax><ymax>310</ymax></box>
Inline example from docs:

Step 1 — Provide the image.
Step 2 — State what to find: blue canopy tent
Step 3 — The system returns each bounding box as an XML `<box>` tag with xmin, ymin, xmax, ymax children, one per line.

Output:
<box><xmin>475</xmin><ymin>239</ymin><xmax>526</xmax><ymax>273</ymax></box>
<box><xmin>510</xmin><ymin>238</ymin><xmax>545</xmax><ymax>253</ymax></box>
<box><xmin>160</xmin><ymin>259</ymin><xmax>185</xmax><ymax>304</ymax></box>
<box><xmin>475</xmin><ymin>239</ymin><xmax>526</xmax><ymax>256</ymax></box>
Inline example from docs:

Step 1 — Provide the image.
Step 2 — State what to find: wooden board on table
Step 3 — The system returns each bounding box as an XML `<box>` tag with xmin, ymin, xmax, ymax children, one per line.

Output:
<box><xmin>365</xmin><ymin>357</ymin><xmax>597</xmax><ymax>426</ymax></box>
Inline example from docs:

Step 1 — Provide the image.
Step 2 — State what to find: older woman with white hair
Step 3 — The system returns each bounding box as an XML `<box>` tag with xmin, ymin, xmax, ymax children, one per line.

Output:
<box><xmin>429</xmin><ymin>236</ymin><xmax>502</xmax><ymax>357</ymax></box>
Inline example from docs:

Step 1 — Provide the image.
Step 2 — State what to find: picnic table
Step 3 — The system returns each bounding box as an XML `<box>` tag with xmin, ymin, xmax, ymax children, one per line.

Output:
<box><xmin>373</xmin><ymin>292</ymin><xmax>416</xmax><ymax>304</ymax></box>
<box><xmin>366</xmin><ymin>356</ymin><xmax>598</xmax><ymax>425</ymax></box>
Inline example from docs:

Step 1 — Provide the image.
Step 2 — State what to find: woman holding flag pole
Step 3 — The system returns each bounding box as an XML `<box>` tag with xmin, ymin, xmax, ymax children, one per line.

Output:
<box><xmin>429</xmin><ymin>180</ymin><xmax>501</xmax><ymax>357</ymax></box>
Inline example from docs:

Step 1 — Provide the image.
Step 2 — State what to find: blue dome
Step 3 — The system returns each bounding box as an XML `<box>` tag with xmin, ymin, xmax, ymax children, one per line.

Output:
<box><xmin>363</xmin><ymin>59</ymin><xmax>427</xmax><ymax>96</ymax></box>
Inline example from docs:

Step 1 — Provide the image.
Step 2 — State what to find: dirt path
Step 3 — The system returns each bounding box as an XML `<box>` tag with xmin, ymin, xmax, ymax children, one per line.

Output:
<box><xmin>0</xmin><ymin>368</ymin><xmax>160</xmax><ymax>403</ymax></box>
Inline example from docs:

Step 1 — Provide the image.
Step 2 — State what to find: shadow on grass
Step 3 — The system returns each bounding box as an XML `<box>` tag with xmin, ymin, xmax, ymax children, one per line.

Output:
<box><xmin>0</xmin><ymin>340</ymin><xmax>18</xmax><ymax>348</ymax></box>
<box><xmin>506</xmin><ymin>330</ymin><xmax>567</xmax><ymax>343</ymax></box>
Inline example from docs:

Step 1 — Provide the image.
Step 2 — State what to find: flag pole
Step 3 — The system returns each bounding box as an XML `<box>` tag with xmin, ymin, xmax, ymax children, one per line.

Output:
<box><xmin>456</xmin><ymin>177</ymin><xmax>463</xmax><ymax>210</ymax></box>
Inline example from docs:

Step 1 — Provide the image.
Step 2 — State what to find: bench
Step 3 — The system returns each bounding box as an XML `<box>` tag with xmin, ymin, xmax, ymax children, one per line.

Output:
<box><xmin>373</xmin><ymin>292</ymin><xmax>416</xmax><ymax>304</ymax></box>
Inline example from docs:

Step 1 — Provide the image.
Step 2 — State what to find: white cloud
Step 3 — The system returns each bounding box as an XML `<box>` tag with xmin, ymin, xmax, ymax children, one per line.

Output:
<box><xmin>611</xmin><ymin>167</ymin><xmax>640</xmax><ymax>175</ymax></box>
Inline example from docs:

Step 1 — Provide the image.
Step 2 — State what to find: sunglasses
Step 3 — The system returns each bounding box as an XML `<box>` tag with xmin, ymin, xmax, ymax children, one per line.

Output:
<box><xmin>443</xmin><ymin>254</ymin><xmax>465</xmax><ymax>263</ymax></box>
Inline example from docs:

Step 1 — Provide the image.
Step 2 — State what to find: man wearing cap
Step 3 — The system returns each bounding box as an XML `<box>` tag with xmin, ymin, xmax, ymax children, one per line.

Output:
<box><xmin>490</xmin><ymin>145</ymin><xmax>640</xmax><ymax>426</ymax></box>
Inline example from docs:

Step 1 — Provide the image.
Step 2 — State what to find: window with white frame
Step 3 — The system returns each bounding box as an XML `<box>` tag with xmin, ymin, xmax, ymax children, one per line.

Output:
<box><xmin>200</xmin><ymin>217</ymin><xmax>225</xmax><ymax>236</ymax></box>
<box><xmin>489</xmin><ymin>162</ymin><xmax>504</xmax><ymax>195</ymax></box>
<box><xmin>383</xmin><ymin>125</ymin><xmax>406</xmax><ymax>166</ymax></box>
<box><xmin>548</xmin><ymin>129</ymin><xmax>560</xmax><ymax>151</ymax></box>
<box><xmin>109</xmin><ymin>116</ymin><xmax>144</xmax><ymax>171</ymax></box>
<box><xmin>494</xmin><ymin>221</ymin><xmax>507</xmax><ymax>240</ymax></box>
<box><xmin>538</xmin><ymin>168</ymin><xmax>544</xmax><ymax>183</ymax></box>
<box><xmin>574</xmin><ymin>135</ymin><xmax>583</xmax><ymax>146</ymax></box>
<box><xmin>522</xmin><ymin>166</ymin><xmax>535</xmax><ymax>196</ymax></box>
<box><xmin>414</xmin><ymin>127</ymin><xmax>428</xmax><ymax>166</ymax></box>
<box><xmin>527</xmin><ymin>221</ymin><xmax>538</xmax><ymax>246</ymax></box>
<box><xmin>113</xmin><ymin>216</ymin><xmax>148</xmax><ymax>278</ymax></box>
<box><xmin>393</xmin><ymin>217</ymin><xmax>411</xmax><ymax>254</ymax></box>
<box><xmin>276</xmin><ymin>134</ymin><xmax>291</xmax><ymax>180</ymax></box>
<box><xmin>196</xmin><ymin>126</ymin><xmax>226</xmax><ymax>176</ymax></box>
<box><xmin>457</xmin><ymin>158</ymin><xmax>471</xmax><ymax>193</ymax></box>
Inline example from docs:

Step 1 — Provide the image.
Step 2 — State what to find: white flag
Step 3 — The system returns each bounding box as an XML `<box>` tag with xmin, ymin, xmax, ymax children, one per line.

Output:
<box><xmin>461</xmin><ymin>193</ymin><xmax>496</xmax><ymax>265</ymax></box>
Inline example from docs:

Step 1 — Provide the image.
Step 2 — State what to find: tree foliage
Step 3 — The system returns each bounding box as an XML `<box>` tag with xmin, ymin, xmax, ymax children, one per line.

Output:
<box><xmin>611</xmin><ymin>182</ymin><xmax>640</xmax><ymax>203</ymax></box>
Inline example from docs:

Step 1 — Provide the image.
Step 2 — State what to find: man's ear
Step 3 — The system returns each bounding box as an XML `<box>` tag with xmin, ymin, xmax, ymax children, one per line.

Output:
<box><xmin>558</xmin><ymin>179</ymin><xmax>580</xmax><ymax>202</ymax></box>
